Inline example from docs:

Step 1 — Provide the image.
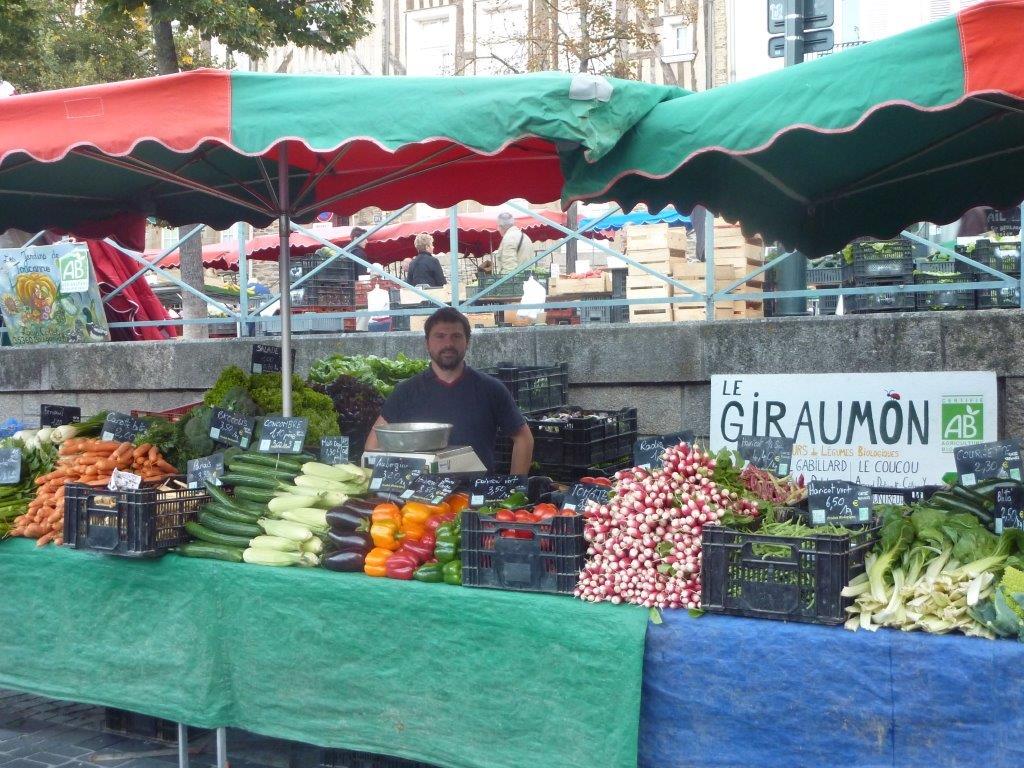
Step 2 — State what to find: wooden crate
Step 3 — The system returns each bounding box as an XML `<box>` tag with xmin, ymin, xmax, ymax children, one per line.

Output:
<box><xmin>465</xmin><ymin>312</ymin><xmax>497</xmax><ymax>328</ymax></box>
<box><xmin>673</xmin><ymin>302</ymin><xmax>737</xmax><ymax>321</ymax></box>
<box><xmin>624</xmin><ymin>223</ymin><xmax>688</xmax><ymax>251</ymax></box>
<box><xmin>629</xmin><ymin>307</ymin><xmax>673</xmax><ymax>324</ymax></box>
<box><xmin>627</xmin><ymin>283</ymin><xmax>674</xmax><ymax>302</ymax></box>
<box><xmin>501</xmin><ymin>310</ymin><xmax>546</xmax><ymax>326</ymax></box>
<box><xmin>399</xmin><ymin>284</ymin><xmax>467</xmax><ymax>305</ymax></box>
<box><xmin>626</xmin><ymin>272</ymin><xmax>679</xmax><ymax>291</ymax></box>
<box><xmin>548</xmin><ymin>274</ymin><xmax>610</xmax><ymax>298</ymax></box>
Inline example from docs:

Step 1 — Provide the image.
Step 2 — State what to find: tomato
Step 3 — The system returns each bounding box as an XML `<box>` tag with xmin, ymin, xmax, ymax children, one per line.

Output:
<box><xmin>536</xmin><ymin>508</ymin><xmax>558</xmax><ymax>521</ymax></box>
<box><xmin>514</xmin><ymin>510</ymin><xmax>537</xmax><ymax>523</ymax></box>
<box><xmin>514</xmin><ymin>530</ymin><xmax>535</xmax><ymax>539</ymax></box>
<box><xmin>559</xmin><ymin>510</ymin><xmax>578</xmax><ymax>517</ymax></box>
<box><xmin>579</xmin><ymin>476</ymin><xmax>595</xmax><ymax>484</ymax></box>
<box><xmin>495</xmin><ymin>509</ymin><xmax>516</xmax><ymax>522</ymax></box>
<box><xmin>588</xmin><ymin>477</ymin><xmax>613</xmax><ymax>488</ymax></box>
<box><xmin>533</xmin><ymin>503</ymin><xmax>558</xmax><ymax>516</ymax></box>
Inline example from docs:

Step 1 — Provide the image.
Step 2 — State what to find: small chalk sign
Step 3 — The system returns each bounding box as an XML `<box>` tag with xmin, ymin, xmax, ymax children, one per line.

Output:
<box><xmin>107</xmin><ymin>469</ymin><xmax>142</xmax><ymax>492</ymax></box>
<box><xmin>256</xmin><ymin>417</ymin><xmax>308</xmax><ymax>454</ymax></box>
<box><xmin>369</xmin><ymin>456</ymin><xmax>427</xmax><ymax>495</ymax></box>
<box><xmin>187</xmin><ymin>453</ymin><xmax>224</xmax><ymax>490</ymax></box>
<box><xmin>250</xmin><ymin>343</ymin><xmax>296</xmax><ymax>374</ymax></box>
<box><xmin>209</xmin><ymin>407</ymin><xmax>255</xmax><ymax>449</ymax></box>
<box><xmin>470</xmin><ymin>475</ymin><xmax>527</xmax><ymax>507</ymax></box>
<box><xmin>401</xmin><ymin>474</ymin><xmax>458</xmax><ymax>505</ymax></box>
<box><xmin>994</xmin><ymin>483</ymin><xmax>1024</xmax><ymax>535</ymax></box>
<box><xmin>955</xmin><ymin>440</ymin><xmax>1023</xmax><ymax>485</ymax></box>
<box><xmin>40</xmin><ymin>404</ymin><xmax>80</xmax><ymax>428</ymax></box>
<box><xmin>808</xmin><ymin>480</ymin><xmax>873</xmax><ymax>527</ymax></box>
<box><xmin>320</xmin><ymin>436</ymin><xmax>350</xmax><ymax>466</ymax></box>
<box><xmin>737</xmin><ymin>434</ymin><xmax>795</xmax><ymax>477</ymax></box>
<box><xmin>101</xmin><ymin>412</ymin><xmax>147</xmax><ymax>443</ymax></box>
<box><xmin>0</xmin><ymin>448</ymin><xmax>21</xmax><ymax>485</ymax></box>
<box><xmin>562</xmin><ymin>482</ymin><xmax>613</xmax><ymax>513</ymax></box>
<box><xmin>633</xmin><ymin>431</ymin><xmax>694</xmax><ymax>469</ymax></box>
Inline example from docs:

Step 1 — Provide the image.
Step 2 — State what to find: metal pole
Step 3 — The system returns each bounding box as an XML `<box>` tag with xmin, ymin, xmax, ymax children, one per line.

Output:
<box><xmin>704</xmin><ymin>208</ymin><xmax>715</xmax><ymax>319</ymax></box>
<box><xmin>1019</xmin><ymin>202</ymin><xmax>1023</xmax><ymax>310</ymax></box>
<box><xmin>215</xmin><ymin>726</ymin><xmax>227</xmax><ymax>768</ymax></box>
<box><xmin>176</xmin><ymin>723</ymin><xmax>189</xmax><ymax>768</ymax></box>
<box><xmin>449</xmin><ymin>206</ymin><xmax>460</xmax><ymax>309</ymax></box>
<box><xmin>237</xmin><ymin>222</ymin><xmax>249</xmax><ymax>338</ymax></box>
<box><xmin>785</xmin><ymin>0</ymin><xmax>805</xmax><ymax>67</ymax></box>
<box><xmin>278</xmin><ymin>147</ymin><xmax>293</xmax><ymax>417</ymax></box>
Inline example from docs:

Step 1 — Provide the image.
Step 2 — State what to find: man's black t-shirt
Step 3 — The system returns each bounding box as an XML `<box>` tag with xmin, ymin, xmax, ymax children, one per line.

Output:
<box><xmin>381</xmin><ymin>366</ymin><xmax>525</xmax><ymax>471</ymax></box>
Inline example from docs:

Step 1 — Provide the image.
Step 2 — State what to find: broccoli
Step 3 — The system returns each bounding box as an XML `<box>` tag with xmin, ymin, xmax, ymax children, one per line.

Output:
<box><xmin>249</xmin><ymin>373</ymin><xmax>340</xmax><ymax>444</ymax></box>
<box><xmin>204</xmin><ymin>366</ymin><xmax>250</xmax><ymax>408</ymax></box>
<box><xmin>1002</xmin><ymin>566</ymin><xmax>1024</xmax><ymax>621</ymax></box>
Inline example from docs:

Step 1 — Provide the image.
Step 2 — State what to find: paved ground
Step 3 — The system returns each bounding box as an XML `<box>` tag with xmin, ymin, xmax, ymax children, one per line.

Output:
<box><xmin>0</xmin><ymin>692</ymin><xmax>431</xmax><ymax>768</ymax></box>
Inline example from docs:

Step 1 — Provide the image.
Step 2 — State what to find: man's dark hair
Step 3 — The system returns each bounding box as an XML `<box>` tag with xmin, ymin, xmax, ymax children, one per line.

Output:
<box><xmin>351</xmin><ymin>227</ymin><xmax>367</xmax><ymax>239</ymax></box>
<box><xmin>424</xmin><ymin>307</ymin><xmax>471</xmax><ymax>340</ymax></box>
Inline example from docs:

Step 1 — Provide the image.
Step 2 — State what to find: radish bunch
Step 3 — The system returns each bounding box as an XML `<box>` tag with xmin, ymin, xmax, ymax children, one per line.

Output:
<box><xmin>575</xmin><ymin>443</ymin><xmax>759</xmax><ymax>610</ymax></box>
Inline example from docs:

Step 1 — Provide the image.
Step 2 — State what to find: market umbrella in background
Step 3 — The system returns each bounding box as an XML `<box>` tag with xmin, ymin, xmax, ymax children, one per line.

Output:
<box><xmin>562</xmin><ymin>0</ymin><xmax>1024</xmax><ymax>257</ymax></box>
<box><xmin>580</xmin><ymin>205</ymin><xmax>692</xmax><ymax>235</ymax></box>
<box><xmin>0</xmin><ymin>68</ymin><xmax>683</xmax><ymax>412</ymax></box>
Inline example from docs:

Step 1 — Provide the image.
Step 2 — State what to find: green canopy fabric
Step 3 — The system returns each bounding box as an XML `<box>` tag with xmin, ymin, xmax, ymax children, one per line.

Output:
<box><xmin>0</xmin><ymin>538</ymin><xmax>649</xmax><ymax>768</ymax></box>
<box><xmin>562</xmin><ymin>0</ymin><xmax>1024</xmax><ymax>257</ymax></box>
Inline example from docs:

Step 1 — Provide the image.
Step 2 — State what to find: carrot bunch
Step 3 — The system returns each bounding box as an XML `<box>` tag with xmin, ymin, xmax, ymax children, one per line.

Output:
<box><xmin>13</xmin><ymin>438</ymin><xmax>178</xmax><ymax>547</ymax></box>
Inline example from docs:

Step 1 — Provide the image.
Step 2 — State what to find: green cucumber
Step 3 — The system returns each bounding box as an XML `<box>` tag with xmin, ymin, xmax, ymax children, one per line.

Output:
<box><xmin>234</xmin><ymin>453</ymin><xmax>305</xmax><ymax>472</ymax></box>
<box><xmin>205</xmin><ymin>482</ymin><xmax>240</xmax><ymax>510</ymax></box>
<box><xmin>948</xmin><ymin>483</ymin><xmax>993</xmax><ymax>509</ymax></box>
<box><xmin>930</xmin><ymin>492</ymin><xmax>995</xmax><ymax>524</ymax></box>
<box><xmin>201</xmin><ymin>503</ymin><xmax>259</xmax><ymax>523</ymax></box>
<box><xmin>234</xmin><ymin>486</ymin><xmax>276</xmax><ymax>504</ymax></box>
<box><xmin>968</xmin><ymin>478</ymin><xmax>1023</xmax><ymax>501</ymax></box>
<box><xmin>185</xmin><ymin>521</ymin><xmax>253</xmax><ymax>548</ymax></box>
<box><xmin>220</xmin><ymin>472</ymin><xmax>282</xmax><ymax>491</ymax></box>
<box><xmin>226</xmin><ymin>463</ymin><xmax>300</xmax><ymax>483</ymax></box>
<box><xmin>234</xmin><ymin>499</ymin><xmax>270</xmax><ymax>515</ymax></box>
<box><xmin>177</xmin><ymin>542</ymin><xmax>244</xmax><ymax>563</ymax></box>
<box><xmin>198</xmin><ymin>511</ymin><xmax>262</xmax><ymax>538</ymax></box>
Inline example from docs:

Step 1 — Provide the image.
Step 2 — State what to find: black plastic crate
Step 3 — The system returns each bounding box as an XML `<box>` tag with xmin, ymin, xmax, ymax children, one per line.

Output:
<box><xmin>987</xmin><ymin>208</ymin><xmax>1021</xmax><ymax>236</ymax></box>
<box><xmin>580</xmin><ymin>305</ymin><xmax>613</xmax><ymax>323</ymax></box>
<box><xmin>847</xmin><ymin>286</ymin><xmax>917</xmax><ymax>314</ymax></box>
<box><xmin>483</xmin><ymin>362</ymin><xmax>568</xmax><ymax>414</ymax></box>
<box><xmin>539</xmin><ymin>455</ymin><xmax>633</xmax><ymax>485</ymax></box>
<box><xmin>476</xmin><ymin>272</ymin><xmax>549</xmax><ymax>298</ymax></box>
<box><xmin>460</xmin><ymin>510</ymin><xmax>585</xmax><ymax>595</ymax></box>
<box><xmin>977</xmin><ymin>283</ymin><xmax>1022</xmax><ymax>309</ymax></box>
<box><xmin>850</xmin><ymin>239</ymin><xmax>914</xmax><ymax>281</ymax></box>
<box><xmin>869</xmin><ymin>485</ymin><xmax>941</xmax><ymax>506</ymax></box>
<box><xmin>914</xmin><ymin>258</ymin><xmax>960</xmax><ymax>274</ymax></box>
<box><xmin>610</xmin><ymin>304</ymin><xmax>630</xmax><ymax>323</ymax></box>
<box><xmin>913</xmin><ymin>272</ymin><xmax>976</xmax><ymax>311</ymax></box>
<box><xmin>526</xmin><ymin>406</ymin><xmax>638</xmax><ymax>467</ymax></box>
<box><xmin>104</xmin><ymin>708</ymin><xmax>183</xmax><ymax>743</ymax></box>
<box><xmin>320</xmin><ymin>748</ymin><xmax>439</xmax><ymax>768</ymax></box>
<box><xmin>63</xmin><ymin>478</ymin><xmax>209</xmax><ymax>557</ymax></box>
<box><xmin>302</xmin><ymin>248</ymin><xmax>359</xmax><ymax>279</ymax></box>
<box><xmin>812</xmin><ymin>295</ymin><xmax>838</xmax><ymax>315</ymax></box>
<box><xmin>807</xmin><ymin>266</ymin><xmax>846</xmax><ymax>285</ymax></box>
<box><xmin>609</xmin><ymin>268</ymin><xmax>627</xmax><ymax>298</ymax></box>
<box><xmin>955</xmin><ymin>240</ymin><xmax>1020</xmax><ymax>274</ymax></box>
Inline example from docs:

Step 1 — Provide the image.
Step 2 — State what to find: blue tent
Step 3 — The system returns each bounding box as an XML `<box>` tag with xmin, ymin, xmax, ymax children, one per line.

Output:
<box><xmin>581</xmin><ymin>206</ymin><xmax>691</xmax><ymax>232</ymax></box>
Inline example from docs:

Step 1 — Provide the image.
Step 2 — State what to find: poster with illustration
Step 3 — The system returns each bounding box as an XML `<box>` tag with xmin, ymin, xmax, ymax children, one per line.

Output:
<box><xmin>0</xmin><ymin>243</ymin><xmax>110</xmax><ymax>345</ymax></box>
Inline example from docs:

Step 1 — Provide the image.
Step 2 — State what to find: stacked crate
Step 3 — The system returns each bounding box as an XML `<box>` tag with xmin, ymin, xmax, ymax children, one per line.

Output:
<box><xmin>623</xmin><ymin>223</ymin><xmax>687</xmax><ymax>323</ymax></box>
<box><xmin>806</xmin><ymin>265</ymin><xmax>848</xmax><ymax>315</ymax></box>
<box><xmin>845</xmin><ymin>239</ymin><xmax>918</xmax><ymax>314</ymax></box>
<box><xmin>961</xmin><ymin>239</ymin><xmax>1021</xmax><ymax>309</ymax></box>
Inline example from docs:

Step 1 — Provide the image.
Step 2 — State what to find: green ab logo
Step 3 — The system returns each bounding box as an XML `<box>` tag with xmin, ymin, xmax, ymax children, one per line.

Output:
<box><xmin>942</xmin><ymin>402</ymin><xmax>983</xmax><ymax>441</ymax></box>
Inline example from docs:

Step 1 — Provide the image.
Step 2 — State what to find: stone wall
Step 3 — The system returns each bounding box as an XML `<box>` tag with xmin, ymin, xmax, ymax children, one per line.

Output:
<box><xmin>2</xmin><ymin>310</ymin><xmax>1023</xmax><ymax>438</ymax></box>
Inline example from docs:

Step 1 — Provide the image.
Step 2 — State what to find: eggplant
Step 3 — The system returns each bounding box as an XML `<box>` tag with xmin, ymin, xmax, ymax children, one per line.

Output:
<box><xmin>327</xmin><ymin>508</ymin><xmax>368</xmax><ymax>532</ymax></box>
<box><xmin>323</xmin><ymin>550</ymin><xmax>366</xmax><ymax>572</ymax></box>
<box><xmin>328</xmin><ymin>530</ymin><xmax>373</xmax><ymax>554</ymax></box>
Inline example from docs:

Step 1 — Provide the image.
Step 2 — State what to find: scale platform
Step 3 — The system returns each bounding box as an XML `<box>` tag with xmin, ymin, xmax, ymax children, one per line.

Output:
<box><xmin>361</xmin><ymin>445</ymin><xmax>486</xmax><ymax>473</ymax></box>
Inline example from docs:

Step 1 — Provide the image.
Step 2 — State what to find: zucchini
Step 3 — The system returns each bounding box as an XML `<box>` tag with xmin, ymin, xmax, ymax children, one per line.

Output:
<box><xmin>198</xmin><ymin>511</ymin><xmax>262</xmax><ymax>538</ymax></box>
<box><xmin>220</xmin><ymin>472</ymin><xmax>283</xmax><ymax>490</ymax></box>
<box><xmin>233</xmin><ymin>453</ymin><xmax>306</xmax><ymax>473</ymax></box>
<box><xmin>930</xmin><ymin>492</ymin><xmax>995</xmax><ymax>524</ymax></box>
<box><xmin>202</xmin><ymin>503</ymin><xmax>260</xmax><ymax>523</ymax></box>
<box><xmin>177</xmin><ymin>542</ymin><xmax>244</xmax><ymax>563</ymax></box>
<box><xmin>948</xmin><ymin>483</ymin><xmax>993</xmax><ymax>510</ymax></box>
<box><xmin>242</xmin><ymin>547</ymin><xmax>302</xmax><ymax>566</ymax></box>
<box><xmin>968</xmin><ymin>478</ymin><xmax>1023</xmax><ymax>501</ymax></box>
<box><xmin>185</xmin><ymin>521</ymin><xmax>253</xmax><ymax>548</ymax></box>
<box><xmin>234</xmin><ymin>486</ymin><xmax>277</xmax><ymax>504</ymax></box>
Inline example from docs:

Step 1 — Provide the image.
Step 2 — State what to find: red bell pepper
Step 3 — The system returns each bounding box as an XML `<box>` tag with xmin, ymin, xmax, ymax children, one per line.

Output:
<box><xmin>398</xmin><ymin>533</ymin><xmax>435</xmax><ymax>565</ymax></box>
<box><xmin>385</xmin><ymin>552</ymin><xmax>419</xmax><ymax>580</ymax></box>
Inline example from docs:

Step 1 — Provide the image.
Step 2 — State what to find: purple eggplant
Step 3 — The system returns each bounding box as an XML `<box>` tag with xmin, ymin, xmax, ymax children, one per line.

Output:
<box><xmin>328</xmin><ymin>530</ymin><xmax>373</xmax><ymax>554</ymax></box>
<box><xmin>323</xmin><ymin>550</ymin><xmax>366</xmax><ymax>572</ymax></box>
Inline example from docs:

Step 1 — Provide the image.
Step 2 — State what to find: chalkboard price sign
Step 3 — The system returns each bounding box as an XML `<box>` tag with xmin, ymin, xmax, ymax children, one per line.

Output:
<box><xmin>187</xmin><ymin>453</ymin><xmax>225</xmax><ymax>490</ymax></box>
<box><xmin>470</xmin><ymin>475</ymin><xmax>527</xmax><ymax>507</ymax></box>
<box><xmin>256</xmin><ymin>417</ymin><xmax>308</xmax><ymax>454</ymax></box>
<box><xmin>737</xmin><ymin>434</ymin><xmax>795</xmax><ymax>477</ymax></box>
<box><xmin>0</xmin><ymin>448</ymin><xmax>21</xmax><ymax>484</ymax></box>
<box><xmin>562</xmin><ymin>482</ymin><xmax>613</xmax><ymax>513</ymax></box>
<box><xmin>250</xmin><ymin>344</ymin><xmax>296</xmax><ymax>374</ymax></box>
<box><xmin>209</xmin><ymin>408</ymin><xmax>255</xmax><ymax>449</ymax></box>
<box><xmin>808</xmin><ymin>480</ymin><xmax>873</xmax><ymax>526</ymax></box>
<box><xmin>320</xmin><ymin>436</ymin><xmax>350</xmax><ymax>466</ymax></box>
<box><xmin>633</xmin><ymin>431</ymin><xmax>695</xmax><ymax>469</ymax></box>
<box><xmin>101</xmin><ymin>412</ymin><xmax>147</xmax><ymax>443</ymax></box>
<box><xmin>369</xmin><ymin>456</ymin><xmax>427</xmax><ymax>495</ymax></box>
<box><xmin>40</xmin><ymin>404</ymin><xmax>81</xmax><ymax>428</ymax></box>
<box><xmin>994</xmin><ymin>483</ymin><xmax>1024</xmax><ymax>534</ymax></box>
<box><xmin>954</xmin><ymin>440</ymin><xmax>1023</xmax><ymax>485</ymax></box>
<box><xmin>401</xmin><ymin>474</ymin><xmax>458</xmax><ymax>504</ymax></box>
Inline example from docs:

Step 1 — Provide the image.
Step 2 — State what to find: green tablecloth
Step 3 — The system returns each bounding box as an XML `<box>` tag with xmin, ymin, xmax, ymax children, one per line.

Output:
<box><xmin>0</xmin><ymin>538</ymin><xmax>647</xmax><ymax>768</ymax></box>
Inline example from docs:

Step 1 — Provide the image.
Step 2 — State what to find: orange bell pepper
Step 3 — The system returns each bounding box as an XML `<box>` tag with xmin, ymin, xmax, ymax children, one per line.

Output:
<box><xmin>370</xmin><ymin>518</ymin><xmax>403</xmax><ymax>550</ymax></box>
<box><xmin>401</xmin><ymin>500</ymin><xmax>449</xmax><ymax>541</ymax></box>
<box><xmin>446</xmin><ymin>492</ymin><xmax>470</xmax><ymax>514</ymax></box>
<box><xmin>372</xmin><ymin>502</ymin><xmax>402</xmax><ymax>525</ymax></box>
<box><xmin>363</xmin><ymin>547</ymin><xmax>394</xmax><ymax>577</ymax></box>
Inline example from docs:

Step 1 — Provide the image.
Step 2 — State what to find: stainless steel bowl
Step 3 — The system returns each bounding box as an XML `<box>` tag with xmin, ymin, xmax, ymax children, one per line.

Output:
<box><xmin>374</xmin><ymin>422</ymin><xmax>453</xmax><ymax>452</ymax></box>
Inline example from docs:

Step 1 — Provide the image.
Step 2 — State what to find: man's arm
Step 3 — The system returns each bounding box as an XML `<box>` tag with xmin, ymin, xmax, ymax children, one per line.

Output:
<box><xmin>508</xmin><ymin>423</ymin><xmax>534</xmax><ymax>475</ymax></box>
<box><xmin>364</xmin><ymin>415</ymin><xmax>388</xmax><ymax>451</ymax></box>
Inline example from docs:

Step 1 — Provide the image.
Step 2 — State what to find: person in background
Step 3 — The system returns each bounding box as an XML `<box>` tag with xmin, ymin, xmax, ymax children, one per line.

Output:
<box><xmin>406</xmin><ymin>233</ymin><xmax>446</xmax><ymax>287</ymax></box>
<box><xmin>493</xmin><ymin>212</ymin><xmax>533</xmax><ymax>274</ymax></box>
<box><xmin>348</xmin><ymin>227</ymin><xmax>370</xmax><ymax>278</ymax></box>
<box><xmin>400</xmin><ymin>257</ymin><xmax>414</xmax><ymax>281</ymax></box>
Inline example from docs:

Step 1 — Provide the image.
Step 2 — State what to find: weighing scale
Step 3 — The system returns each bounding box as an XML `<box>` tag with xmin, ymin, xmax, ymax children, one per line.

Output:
<box><xmin>361</xmin><ymin>445</ymin><xmax>486</xmax><ymax>473</ymax></box>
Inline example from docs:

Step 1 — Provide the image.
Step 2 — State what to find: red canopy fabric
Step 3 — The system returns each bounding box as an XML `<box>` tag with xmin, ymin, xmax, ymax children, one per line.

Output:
<box><xmin>88</xmin><ymin>241</ymin><xmax>176</xmax><ymax>341</ymax></box>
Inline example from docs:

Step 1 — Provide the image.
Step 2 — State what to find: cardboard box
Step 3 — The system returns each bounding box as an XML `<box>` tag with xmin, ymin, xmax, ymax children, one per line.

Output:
<box><xmin>548</xmin><ymin>275</ymin><xmax>609</xmax><ymax>298</ymax></box>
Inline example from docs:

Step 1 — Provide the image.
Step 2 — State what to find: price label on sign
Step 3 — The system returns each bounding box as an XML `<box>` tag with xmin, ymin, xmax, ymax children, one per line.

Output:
<box><xmin>808</xmin><ymin>480</ymin><xmax>872</xmax><ymax>527</ymax></box>
<box><xmin>401</xmin><ymin>474</ymin><xmax>458</xmax><ymax>505</ymax></box>
<box><xmin>107</xmin><ymin>469</ymin><xmax>142</xmax><ymax>492</ymax></box>
<box><xmin>562</xmin><ymin>482</ymin><xmax>613</xmax><ymax>513</ymax></box>
<box><xmin>470</xmin><ymin>475</ymin><xmax>527</xmax><ymax>507</ymax></box>
<box><xmin>250</xmin><ymin>343</ymin><xmax>295</xmax><ymax>374</ymax></box>
<box><xmin>187</xmin><ymin>453</ymin><xmax>224</xmax><ymax>490</ymax></box>
<box><xmin>954</xmin><ymin>440</ymin><xmax>1022</xmax><ymax>485</ymax></box>
<box><xmin>994</xmin><ymin>484</ymin><xmax>1024</xmax><ymax>534</ymax></box>
<box><xmin>101</xmin><ymin>412</ymin><xmax>147</xmax><ymax>443</ymax></box>
<box><xmin>633</xmin><ymin>432</ymin><xmax>694</xmax><ymax>469</ymax></box>
<box><xmin>209</xmin><ymin>408</ymin><xmax>255</xmax><ymax>449</ymax></box>
<box><xmin>40</xmin><ymin>404</ymin><xmax>81</xmax><ymax>428</ymax></box>
<box><xmin>57</xmin><ymin>247</ymin><xmax>90</xmax><ymax>294</ymax></box>
<box><xmin>369</xmin><ymin>456</ymin><xmax>427</xmax><ymax>495</ymax></box>
<box><xmin>320</xmin><ymin>436</ymin><xmax>350</xmax><ymax>466</ymax></box>
<box><xmin>737</xmin><ymin>434</ymin><xmax>795</xmax><ymax>477</ymax></box>
<box><xmin>0</xmin><ymin>448</ymin><xmax>21</xmax><ymax>485</ymax></box>
<box><xmin>256</xmin><ymin>417</ymin><xmax>308</xmax><ymax>454</ymax></box>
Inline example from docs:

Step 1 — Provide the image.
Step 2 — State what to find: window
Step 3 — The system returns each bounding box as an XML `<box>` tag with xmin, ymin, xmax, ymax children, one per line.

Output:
<box><xmin>672</xmin><ymin>23</ymin><xmax>694</xmax><ymax>54</ymax></box>
<box><xmin>406</xmin><ymin>12</ymin><xmax>455</xmax><ymax>75</ymax></box>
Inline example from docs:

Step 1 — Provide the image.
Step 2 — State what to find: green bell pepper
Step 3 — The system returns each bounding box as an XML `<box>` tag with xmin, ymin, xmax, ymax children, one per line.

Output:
<box><xmin>414</xmin><ymin>562</ymin><xmax>445</xmax><ymax>583</ymax></box>
<box><xmin>443</xmin><ymin>559</ymin><xmax>463</xmax><ymax>586</ymax></box>
<box><xmin>434</xmin><ymin>521</ymin><xmax>460</xmax><ymax>563</ymax></box>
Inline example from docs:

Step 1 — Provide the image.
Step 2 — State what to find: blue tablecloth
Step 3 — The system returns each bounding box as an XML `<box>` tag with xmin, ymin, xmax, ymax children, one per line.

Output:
<box><xmin>640</xmin><ymin>613</ymin><xmax>1024</xmax><ymax>768</ymax></box>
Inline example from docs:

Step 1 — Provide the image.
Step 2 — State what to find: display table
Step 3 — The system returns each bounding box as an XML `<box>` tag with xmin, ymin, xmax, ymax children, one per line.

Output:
<box><xmin>0</xmin><ymin>539</ymin><xmax>647</xmax><ymax>768</ymax></box>
<box><xmin>640</xmin><ymin>612</ymin><xmax>1024</xmax><ymax>768</ymax></box>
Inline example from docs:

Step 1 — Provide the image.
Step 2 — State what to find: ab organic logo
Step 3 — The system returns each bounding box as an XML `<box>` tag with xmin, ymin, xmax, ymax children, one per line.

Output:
<box><xmin>941</xmin><ymin>396</ymin><xmax>984</xmax><ymax>450</ymax></box>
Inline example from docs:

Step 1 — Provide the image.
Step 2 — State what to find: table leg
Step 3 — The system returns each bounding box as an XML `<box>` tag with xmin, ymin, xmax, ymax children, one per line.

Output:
<box><xmin>177</xmin><ymin>723</ymin><xmax>189</xmax><ymax>768</ymax></box>
<box><xmin>216</xmin><ymin>726</ymin><xmax>228</xmax><ymax>768</ymax></box>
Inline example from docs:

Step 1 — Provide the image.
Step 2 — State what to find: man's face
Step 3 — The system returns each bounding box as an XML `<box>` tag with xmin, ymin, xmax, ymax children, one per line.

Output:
<box><xmin>426</xmin><ymin>321</ymin><xmax>468</xmax><ymax>371</ymax></box>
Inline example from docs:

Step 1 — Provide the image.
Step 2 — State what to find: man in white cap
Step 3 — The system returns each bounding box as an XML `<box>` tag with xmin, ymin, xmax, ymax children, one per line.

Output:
<box><xmin>492</xmin><ymin>212</ymin><xmax>533</xmax><ymax>275</ymax></box>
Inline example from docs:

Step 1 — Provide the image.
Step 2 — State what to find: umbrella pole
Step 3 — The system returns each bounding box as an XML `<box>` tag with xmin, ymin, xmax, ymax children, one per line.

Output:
<box><xmin>278</xmin><ymin>146</ymin><xmax>293</xmax><ymax>417</ymax></box>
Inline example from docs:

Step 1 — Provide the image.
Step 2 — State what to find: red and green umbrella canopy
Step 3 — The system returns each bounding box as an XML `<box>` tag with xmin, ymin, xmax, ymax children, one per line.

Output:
<box><xmin>562</xmin><ymin>0</ymin><xmax>1024</xmax><ymax>256</ymax></box>
<box><xmin>0</xmin><ymin>69</ymin><xmax>682</xmax><ymax>237</ymax></box>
